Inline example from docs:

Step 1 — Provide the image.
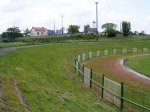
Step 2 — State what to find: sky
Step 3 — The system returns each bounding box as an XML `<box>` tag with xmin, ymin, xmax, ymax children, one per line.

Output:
<box><xmin>0</xmin><ymin>0</ymin><xmax>150</xmax><ymax>34</ymax></box>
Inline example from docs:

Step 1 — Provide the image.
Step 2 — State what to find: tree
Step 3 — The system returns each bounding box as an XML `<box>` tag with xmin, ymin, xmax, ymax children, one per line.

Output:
<box><xmin>84</xmin><ymin>24</ymin><xmax>90</xmax><ymax>34</ymax></box>
<box><xmin>67</xmin><ymin>25</ymin><xmax>80</xmax><ymax>36</ymax></box>
<box><xmin>122</xmin><ymin>21</ymin><xmax>131</xmax><ymax>36</ymax></box>
<box><xmin>24</xmin><ymin>28</ymin><xmax>31</xmax><ymax>37</ymax></box>
<box><xmin>133</xmin><ymin>31</ymin><xmax>139</xmax><ymax>35</ymax></box>
<box><xmin>1</xmin><ymin>27</ymin><xmax>23</xmax><ymax>41</ymax></box>
<box><xmin>102</xmin><ymin>23</ymin><xmax>117</xmax><ymax>37</ymax></box>
<box><xmin>107</xmin><ymin>29</ymin><xmax>117</xmax><ymax>37</ymax></box>
<box><xmin>139</xmin><ymin>31</ymin><xmax>146</xmax><ymax>35</ymax></box>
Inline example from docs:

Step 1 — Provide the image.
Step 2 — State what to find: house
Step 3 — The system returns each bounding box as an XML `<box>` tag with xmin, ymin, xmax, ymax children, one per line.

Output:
<box><xmin>31</xmin><ymin>27</ymin><xmax>48</xmax><ymax>36</ymax></box>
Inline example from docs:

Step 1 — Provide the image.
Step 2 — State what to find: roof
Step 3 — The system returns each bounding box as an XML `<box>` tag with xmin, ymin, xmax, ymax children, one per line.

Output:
<box><xmin>32</xmin><ymin>27</ymin><xmax>47</xmax><ymax>31</ymax></box>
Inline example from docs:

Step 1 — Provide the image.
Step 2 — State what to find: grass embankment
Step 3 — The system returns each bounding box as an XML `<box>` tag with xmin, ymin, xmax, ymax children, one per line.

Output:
<box><xmin>0</xmin><ymin>41</ymin><xmax>150</xmax><ymax>111</ymax></box>
<box><xmin>126</xmin><ymin>55</ymin><xmax>150</xmax><ymax>77</ymax></box>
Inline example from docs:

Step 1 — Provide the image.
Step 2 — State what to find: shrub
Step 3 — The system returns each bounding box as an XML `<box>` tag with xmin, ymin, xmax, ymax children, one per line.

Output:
<box><xmin>107</xmin><ymin>29</ymin><xmax>117</xmax><ymax>37</ymax></box>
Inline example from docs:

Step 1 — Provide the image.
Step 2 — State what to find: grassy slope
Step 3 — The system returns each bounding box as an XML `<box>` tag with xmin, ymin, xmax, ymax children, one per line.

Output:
<box><xmin>0</xmin><ymin>41</ymin><xmax>150</xmax><ymax>111</ymax></box>
<box><xmin>126</xmin><ymin>55</ymin><xmax>150</xmax><ymax>77</ymax></box>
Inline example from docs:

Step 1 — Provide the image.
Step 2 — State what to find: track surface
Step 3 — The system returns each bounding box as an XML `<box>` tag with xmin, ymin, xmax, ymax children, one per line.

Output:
<box><xmin>121</xmin><ymin>55</ymin><xmax>150</xmax><ymax>80</ymax></box>
<box><xmin>112</xmin><ymin>57</ymin><xmax>150</xmax><ymax>86</ymax></box>
<box><xmin>85</xmin><ymin>55</ymin><xmax>150</xmax><ymax>90</ymax></box>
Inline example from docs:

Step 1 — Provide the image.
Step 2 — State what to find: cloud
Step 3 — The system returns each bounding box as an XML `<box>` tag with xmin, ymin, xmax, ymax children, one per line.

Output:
<box><xmin>0</xmin><ymin>0</ymin><xmax>150</xmax><ymax>34</ymax></box>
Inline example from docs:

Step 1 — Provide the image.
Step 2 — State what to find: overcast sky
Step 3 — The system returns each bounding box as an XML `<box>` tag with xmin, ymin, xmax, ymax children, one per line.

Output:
<box><xmin>0</xmin><ymin>0</ymin><xmax>150</xmax><ymax>34</ymax></box>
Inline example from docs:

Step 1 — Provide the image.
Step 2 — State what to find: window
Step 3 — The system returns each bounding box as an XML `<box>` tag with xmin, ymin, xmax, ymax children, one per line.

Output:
<box><xmin>37</xmin><ymin>32</ymin><xmax>39</xmax><ymax>35</ymax></box>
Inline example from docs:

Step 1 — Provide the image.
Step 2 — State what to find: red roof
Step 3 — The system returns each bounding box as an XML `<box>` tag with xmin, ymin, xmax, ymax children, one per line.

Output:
<box><xmin>32</xmin><ymin>27</ymin><xmax>47</xmax><ymax>31</ymax></box>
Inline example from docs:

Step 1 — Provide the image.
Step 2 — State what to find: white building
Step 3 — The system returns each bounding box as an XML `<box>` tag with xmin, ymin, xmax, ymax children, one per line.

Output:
<box><xmin>31</xmin><ymin>27</ymin><xmax>48</xmax><ymax>36</ymax></box>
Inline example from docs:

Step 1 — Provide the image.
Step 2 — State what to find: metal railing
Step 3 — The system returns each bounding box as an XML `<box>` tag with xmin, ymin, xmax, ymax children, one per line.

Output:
<box><xmin>74</xmin><ymin>48</ymin><xmax>150</xmax><ymax>112</ymax></box>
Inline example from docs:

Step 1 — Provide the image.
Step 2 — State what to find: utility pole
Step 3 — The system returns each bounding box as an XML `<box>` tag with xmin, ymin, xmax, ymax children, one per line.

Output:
<box><xmin>54</xmin><ymin>21</ymin><xmax>56</xmax><ymax>36</ymax></box>
<box><xmin>13</xmin><ymin>21</ymin><xmax>16</xmax><ymax>28</ymax></box>
<box><xmin>120</xmin><ymin>22</ymin><xmax>122</xmax><ymax>33</ymax></box>
<box><xmin>61</xmin><ymin>15</ymin><xmax>64</xmax><ymax>35</ymax></box>
<box><xmin>95</xmin><ymin>2</ymin><xmax>99</xmax><ymax>35</ymax></box>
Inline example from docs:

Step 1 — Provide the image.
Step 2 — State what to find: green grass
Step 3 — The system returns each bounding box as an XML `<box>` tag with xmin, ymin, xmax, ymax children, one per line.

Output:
<box><xmin>0</xmin><ymin>42</ymin><xmax>29</xmax><ymax>48</ymax></box>
<box><xmin>0</xmin><ymin>41</ymin><xmax>150</xmax><ymax>111</ymax></box>
<box><xmin>126</xmin><ymin>55</ymin><xmax>150</xmax><ymax>77</ymax></box>
<box><xmin>20</xmin><ymin>35</ymin><xmax>150</xmax><ymax>44</ymax></box>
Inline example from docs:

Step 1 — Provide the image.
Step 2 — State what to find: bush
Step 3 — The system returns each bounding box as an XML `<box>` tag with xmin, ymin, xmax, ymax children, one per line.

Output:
<box><xmin>107</xmin><ymin>29</ymin><xmax>117</xmax><ymax>37</ymax></box>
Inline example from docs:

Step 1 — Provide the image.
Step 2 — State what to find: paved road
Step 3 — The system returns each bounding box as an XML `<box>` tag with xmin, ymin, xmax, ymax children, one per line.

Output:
<box><xmin>0</xmin><ymin>45</ymin><xmax>44</xmax><ymax>55</ymax></box>
<box><xmin>0</xmin><ymin>47</ymin><xmax>17</xmax><ymax>55</ymax></box>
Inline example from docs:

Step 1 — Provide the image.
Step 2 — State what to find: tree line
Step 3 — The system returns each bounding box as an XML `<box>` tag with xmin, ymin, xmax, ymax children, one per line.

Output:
<box><xmin>0</xmin><ymin>21</ymin><xmax>147</xmax><ymax>41</ymax></box>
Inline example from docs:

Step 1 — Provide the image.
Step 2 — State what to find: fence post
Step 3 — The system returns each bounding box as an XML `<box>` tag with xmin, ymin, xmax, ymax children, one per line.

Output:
<box><xmin>90</xmin><ymin>69</ymin><xmax>93</xmax><ymax>89</ymax></box>
<box><xmin>82</xmin><ymin>65</ymin><xmax>85</xmax><ymax>83</ymax></box>
<box><xmin>86</xmin><ymin>52</ymin><xmax>89</xmax><ymax>60</ymax></box>
<box><xmin>120</xmin><ymin>82</ymin><xmax>124</xmax><ymax>110</ymax></box>
<box><xmin>74</xmin><ymin>58</ymin><xmax>76</xmax><ymax>72</ymax></box>
<box><xmin>101</xmin><ymin>74</ymin><xmax>105</xmax><ymax>98</ymax></box>
<box><xmin>77</xmin><ymin>62</ymin><xmax>80</xmax><ymax>76</ymax></box>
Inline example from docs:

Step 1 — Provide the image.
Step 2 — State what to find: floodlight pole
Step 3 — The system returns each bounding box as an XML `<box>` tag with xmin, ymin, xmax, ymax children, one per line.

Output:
<box><xmin>53</xmin><ymin>21</ymin><xmax>56</xmax><ymax>36</ymax></box>
<box><xmin>61</xmin><ymin>15</ymin><xmax>64</xmax><ymax>35</ymax></box>
<box><xmin>95</xmin><ymin>2</ymin><xmax>99</xmax><ymax>35</ymax></box>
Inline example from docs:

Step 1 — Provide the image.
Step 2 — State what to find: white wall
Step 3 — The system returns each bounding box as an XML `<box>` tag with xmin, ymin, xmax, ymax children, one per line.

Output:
<box><xmin>31</xmin><ymin>29</ymin><xmax>48</xmax><ymax>36</ymax></box>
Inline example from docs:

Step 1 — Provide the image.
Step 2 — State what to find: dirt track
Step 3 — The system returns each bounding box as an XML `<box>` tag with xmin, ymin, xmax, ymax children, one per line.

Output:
<box><xmin>109</xmin><ymin>57</ymin><xmax>150</xmax><ymax>85</ymax></box>
<box><xmin>85</xmin><ymin>54</ymin><xmax>150</xmax><ymax>91</ymax></box>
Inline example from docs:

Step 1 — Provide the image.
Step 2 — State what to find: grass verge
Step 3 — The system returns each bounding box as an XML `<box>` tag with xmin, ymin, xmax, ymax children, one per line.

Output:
<box><xmin>0</xmin><ymin>41</ymin><xmax>150</xmax><ymax>111</ymax></box>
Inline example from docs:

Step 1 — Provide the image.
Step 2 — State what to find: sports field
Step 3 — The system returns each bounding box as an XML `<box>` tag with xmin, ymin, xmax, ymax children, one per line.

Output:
<box><xmin>126</xmin><ymin>55</ymin><xmax>150</xmax><ymax>78</ymax></box>
<box><xmin>0</xmin><ymin>41</ymin><xmax>150</xmax><ymax>111</ymax></box>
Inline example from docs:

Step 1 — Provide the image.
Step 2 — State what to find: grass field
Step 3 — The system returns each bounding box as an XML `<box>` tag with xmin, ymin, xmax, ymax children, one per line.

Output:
<box><xmin>126</xmin><ymin>55</ymin><xmax>150</xmax><ymax>77</ymax></box>
<box><xmin>0</xmin><ymin>41</ymin><xmax>150</xmax><ymax>111</ymax></box>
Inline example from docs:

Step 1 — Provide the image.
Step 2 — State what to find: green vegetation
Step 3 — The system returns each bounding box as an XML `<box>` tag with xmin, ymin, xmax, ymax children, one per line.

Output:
<box><xmin>122</xmin><ymin>21</ymin><xmax>131</xmax><ymax>36</ymax></box>
<box><xmin>102</xmin><ymin>23</ymin><xmax>117</xmax><ymax>37</ymax></box>
<box><xmin>67</xmin><ymin>25</ymin><xmax>80</xmax><ymax>36</ymax></box>
<box><xmin>0</xmin><ymin>42</ymin><xmax>29</xmax><ymax>48</ymax></box>
<box><xmin>84</xmin><ymin>24</ymin><xmax>90</xmax><ymax>34</ymax></box>
<box><xmin>126</xmin><ymin>55</ymin><xmax>150</xmax><ymax>77</ymax></box>
<box><xmin>0</xmin><ymin>43</ymin><xmax>118</xmax><ymax>112</ymax></box>
<box><xmin>0</xmin><ymin>39</ymin><xmax>150</xmax><ymax>111</ymax></box>
<box><xmin>20</xmin><ymin>35</ymin><xmax>150</xmax><ymax>44</ymax></box>
<box><xmin>1</xmin><ymin>27</ymin><xmax>23</xmax><ymax>41</ymax></box>
<box><xmin>1</xmin><ymin>36</ymin><xmax>150</xmax><ymax>49</ymax></box>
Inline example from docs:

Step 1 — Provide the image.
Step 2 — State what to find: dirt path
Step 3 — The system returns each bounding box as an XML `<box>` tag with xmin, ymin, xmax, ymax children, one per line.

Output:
<box><xmin>120</xmin><ymin>55</ymin><xmax>150</xmax><ymax>81</ymax></box>
<box><xmin>85</xmin><ymin>54</ymin><xmax>150</xmax><ymax>91</ymax></box>
<box><xmin>13</xmin><ymin>76</ymin><xmax>32</xmax><ymax>112</ymax></box>
<box><xmin>110</xmin><ymin>56</ymin><xmax>150</xmax><ymax>86</ymax></box>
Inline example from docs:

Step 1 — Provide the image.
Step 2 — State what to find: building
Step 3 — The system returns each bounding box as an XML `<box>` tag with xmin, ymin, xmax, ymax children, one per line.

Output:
<box><xmin>88</xmin><ymin>28</ymin><xmax>97</xmax><ymax>34</ymax></box>
<box><xmin>56</xmin><ymin>29</ymin><xmax>62</xmax><ymax>35</ymax></box>
<box><xmin>31</xmin><ymin>27</ymin><xmax>48</xmax><ymax>36</ymax></box>
<box><xmin>47</xmin><ymin>30</ymin><xmax>55</xmax><ymax>35</ymax></box>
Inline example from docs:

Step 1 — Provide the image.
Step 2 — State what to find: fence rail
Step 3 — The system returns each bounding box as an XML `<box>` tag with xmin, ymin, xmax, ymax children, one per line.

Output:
<box><xmin>74</xmin><ymin>48</ymin><xmax>150</xmax><ymax>112</ymax></box>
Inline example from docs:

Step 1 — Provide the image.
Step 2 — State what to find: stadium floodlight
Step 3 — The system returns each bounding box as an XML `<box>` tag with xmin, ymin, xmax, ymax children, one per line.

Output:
<box><xmin>95</xmin><ymin>2</ymin><xmax>99</xmax><ymax>35</ymax></box>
